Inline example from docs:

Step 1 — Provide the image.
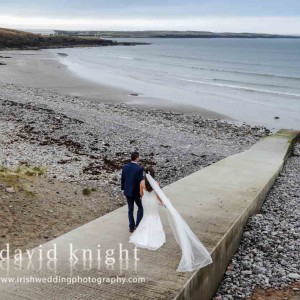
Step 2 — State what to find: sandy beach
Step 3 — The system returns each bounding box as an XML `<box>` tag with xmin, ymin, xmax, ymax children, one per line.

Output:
<box><xmin>0</xmin><ymin>49</ymin><xmax>230</xmax><ymax>119</ymax></box>
<box><xmin>0</xmin><ymin>50</ymin><xmax>129</xmax><ymax>102</ymax></box>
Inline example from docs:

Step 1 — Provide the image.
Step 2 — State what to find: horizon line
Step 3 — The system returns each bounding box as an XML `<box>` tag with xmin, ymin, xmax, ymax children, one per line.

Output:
<box><xmin>21</xmin><ymin>28</ymin><xmax>300</xmax><ymax>36</ymax></box>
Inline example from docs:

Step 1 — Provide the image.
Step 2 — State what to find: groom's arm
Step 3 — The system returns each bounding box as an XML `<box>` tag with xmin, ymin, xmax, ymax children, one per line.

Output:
<box><xmin>137</xmin><ymin>167</ymin><xmax>144</xmax><ymax>184</ymax></box>
<box><xmin>121</xmin><ymin>168</ymin><xmax>125</xmax><ymax>191</ymax></box>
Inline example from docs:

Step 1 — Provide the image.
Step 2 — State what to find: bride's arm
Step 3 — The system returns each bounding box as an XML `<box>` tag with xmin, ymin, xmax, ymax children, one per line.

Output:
<box><xmin>140</xmin><ymin>180</ymin><xmax>145</xmax><ymax>198</ymax></box>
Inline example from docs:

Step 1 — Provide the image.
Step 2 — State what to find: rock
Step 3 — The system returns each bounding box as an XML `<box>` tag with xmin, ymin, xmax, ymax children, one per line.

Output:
<box><xmin>287</xmin><ymin>273</ymin><xmax>300</xmax><ymax>280</ymax></box>
<box><xmin>6</xmin><ymin>187</ymin><xmax>16</xmax><ymax>193</ymax></box>
<box><xmin>277</xmin><ymin>245</ymin><xmax>284</xmax><ymax>252</ymax></box>
<box><xmin>241</xmin><ymin>270</ymin><xmax>252</xmax><ymax>275</ymax></box>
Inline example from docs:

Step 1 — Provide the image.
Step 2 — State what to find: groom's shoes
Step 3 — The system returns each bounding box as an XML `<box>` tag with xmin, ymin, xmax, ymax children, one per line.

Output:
<box><xmin>129</xmin><ymin>226</ymin><xmax>136</xmax><ymax>233</ymax></box>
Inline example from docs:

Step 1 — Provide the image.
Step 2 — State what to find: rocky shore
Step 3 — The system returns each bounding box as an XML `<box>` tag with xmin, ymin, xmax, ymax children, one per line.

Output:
<box><xmin>215</xmin><ymin>139</ymin><xmax>300</xmax><ymax>299</ymax></box>
<box><xmin>0</xmin><ymin>82</ymin><xmax>269</xmax><ymax>199</ymax></box>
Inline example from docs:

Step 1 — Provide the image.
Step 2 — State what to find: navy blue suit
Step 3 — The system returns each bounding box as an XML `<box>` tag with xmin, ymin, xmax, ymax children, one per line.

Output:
<box><xmin>121</xmin><ymin>162</ymin><xmax>144</xmax><ymax>230</ymax></box>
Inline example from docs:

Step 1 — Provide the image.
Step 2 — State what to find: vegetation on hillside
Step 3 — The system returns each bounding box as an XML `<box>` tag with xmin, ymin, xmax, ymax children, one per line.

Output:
<box><xmin>0</xmin><ymin>28</ymin><xmax>141</xmax><ymax>50</ymax></box>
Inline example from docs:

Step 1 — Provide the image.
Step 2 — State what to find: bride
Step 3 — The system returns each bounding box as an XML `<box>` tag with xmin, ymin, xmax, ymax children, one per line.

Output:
<box><xmin>129</xmin><ymin>167</ymin><xmax>212</xmax><ymax>272</ymax></box>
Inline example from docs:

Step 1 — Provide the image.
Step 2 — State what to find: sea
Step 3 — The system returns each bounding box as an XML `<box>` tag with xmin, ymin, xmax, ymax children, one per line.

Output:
<box><xmin>49</xmin><ymin>38</ymin><xmax>300</xmax><ymax>129</ymax></box>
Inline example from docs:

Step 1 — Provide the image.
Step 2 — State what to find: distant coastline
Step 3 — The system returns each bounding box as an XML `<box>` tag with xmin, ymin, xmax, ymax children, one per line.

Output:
<box><xmin>53</xmin><ymin>30</ymin><xmax>300</xmax><ymax>39</ymax></box>
<box><xmin>0</xmin><ymin>28</ymin><xmax>148</xmax><ymax>50</ymax></box>
<box><xmin>1</xmin><ymin>28</ymin><xmax>298</xmax><ymax>51</ymax></box>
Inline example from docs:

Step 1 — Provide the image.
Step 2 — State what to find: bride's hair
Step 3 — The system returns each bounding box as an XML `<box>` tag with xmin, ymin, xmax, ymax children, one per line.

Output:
<box><xmin>144</xmin><ymin>166</ymin><xmax>155</xmax><ymax>192</ymax></box>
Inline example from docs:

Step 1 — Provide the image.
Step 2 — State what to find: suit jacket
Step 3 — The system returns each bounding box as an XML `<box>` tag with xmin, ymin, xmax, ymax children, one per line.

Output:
<box><xmin>121</xmin><ymin>162</ymin><xmax>143</xmax><ymax>198</ymax></box>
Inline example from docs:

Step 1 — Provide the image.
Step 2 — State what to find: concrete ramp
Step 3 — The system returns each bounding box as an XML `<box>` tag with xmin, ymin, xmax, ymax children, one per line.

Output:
<box><xmin>0</xmin><ymin>129</ymin><xmax>298</xmax><ymax>300</ymax></box>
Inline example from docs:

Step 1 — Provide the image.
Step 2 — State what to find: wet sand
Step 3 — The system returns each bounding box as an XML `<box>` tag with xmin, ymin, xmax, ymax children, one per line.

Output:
<box><xmin>0</xmin><ymin>49</ymin><xmax>231</xmax><ymax>120</ymax></box>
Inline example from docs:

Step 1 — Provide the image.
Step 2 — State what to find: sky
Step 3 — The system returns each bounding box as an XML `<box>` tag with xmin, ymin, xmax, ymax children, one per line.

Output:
<box><xmin>0</xmin><ymin>0</ymin><xmax>300</xmax><ymax>34</ymax></box>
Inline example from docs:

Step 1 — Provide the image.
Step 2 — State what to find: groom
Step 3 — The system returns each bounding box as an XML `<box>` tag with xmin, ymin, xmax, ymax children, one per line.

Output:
<box><xmin>121</xmin><ymin>151</ymin><xmax>144</xmax><ymax>233</ymax></box>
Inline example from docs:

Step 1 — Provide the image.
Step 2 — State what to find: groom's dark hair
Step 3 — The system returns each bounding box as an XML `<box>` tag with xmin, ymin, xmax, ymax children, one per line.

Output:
<box><xmin>131</xmin><ymin>151</ymin><xmax>139</xmax><ymax>161</ymax></box>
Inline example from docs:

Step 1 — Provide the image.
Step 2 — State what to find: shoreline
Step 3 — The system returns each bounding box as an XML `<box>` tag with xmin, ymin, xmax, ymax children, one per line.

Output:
<box><xmin>0</xmin><ymin>49</ymin><xmax>232</xmax><ymax>120</ymax></box>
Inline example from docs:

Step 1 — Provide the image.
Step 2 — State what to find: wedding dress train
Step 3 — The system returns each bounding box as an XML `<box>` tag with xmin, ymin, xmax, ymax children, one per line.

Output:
<box><xmin>129</xmin><ymin>174</ymin><xmax>213</xmax><ymax>272</ymax></box>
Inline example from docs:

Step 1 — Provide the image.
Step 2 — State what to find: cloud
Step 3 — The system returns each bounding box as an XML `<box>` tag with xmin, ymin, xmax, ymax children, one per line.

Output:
<box><xmin>1</xmin><ymin>0</ymin><xmax>300</xmax><ymax>18</ymax></box>
<box><xmin>0</xmin><ymin>15</ymin><xmax>300</xmax><ymax>34</ymax></box>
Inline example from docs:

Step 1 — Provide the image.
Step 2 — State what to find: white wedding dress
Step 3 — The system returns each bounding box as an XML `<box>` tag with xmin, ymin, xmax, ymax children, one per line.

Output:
<box><xmin>129</xmin><ymin>189</ymin><xmax>166</xmax><ymax>250</ymax></box>
<box><xmin>129</xmin><ymin>174</ymin><xmax>213</xmax><ymax>272</ymax></box>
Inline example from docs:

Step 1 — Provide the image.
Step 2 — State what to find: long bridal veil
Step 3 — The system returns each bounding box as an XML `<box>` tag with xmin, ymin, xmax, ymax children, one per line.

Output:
<box><xmin>145</xmin><ymin>174</ymin><xmax>212</xmax><ymax>272</ymax></box>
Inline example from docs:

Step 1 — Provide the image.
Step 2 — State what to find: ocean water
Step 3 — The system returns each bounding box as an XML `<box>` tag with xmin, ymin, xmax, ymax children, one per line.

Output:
<box><xmin>51</xmin><ymin>38</ymin><xmax>300</xmax><ymax>129</ymax></box>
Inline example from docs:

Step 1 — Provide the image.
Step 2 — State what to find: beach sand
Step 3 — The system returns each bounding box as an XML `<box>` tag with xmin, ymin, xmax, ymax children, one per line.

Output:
<box><xmin>0</xmin><ymin>49</ymin><xmax>231</xmax><ymax>119</ymax></box>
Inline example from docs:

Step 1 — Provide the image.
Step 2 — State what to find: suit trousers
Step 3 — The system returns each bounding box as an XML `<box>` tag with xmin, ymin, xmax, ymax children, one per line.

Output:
<box><xmin>126</xmin><ymin>196</ymin><xmax>143</xmax><ymax>230</ymax></box>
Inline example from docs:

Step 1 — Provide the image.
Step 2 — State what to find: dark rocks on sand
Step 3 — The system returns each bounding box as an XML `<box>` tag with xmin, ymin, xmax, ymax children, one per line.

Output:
<box><xmin>57</xmin><ymin>53</ymin><xmax>68</xmax><ymax>57</ymax></box>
